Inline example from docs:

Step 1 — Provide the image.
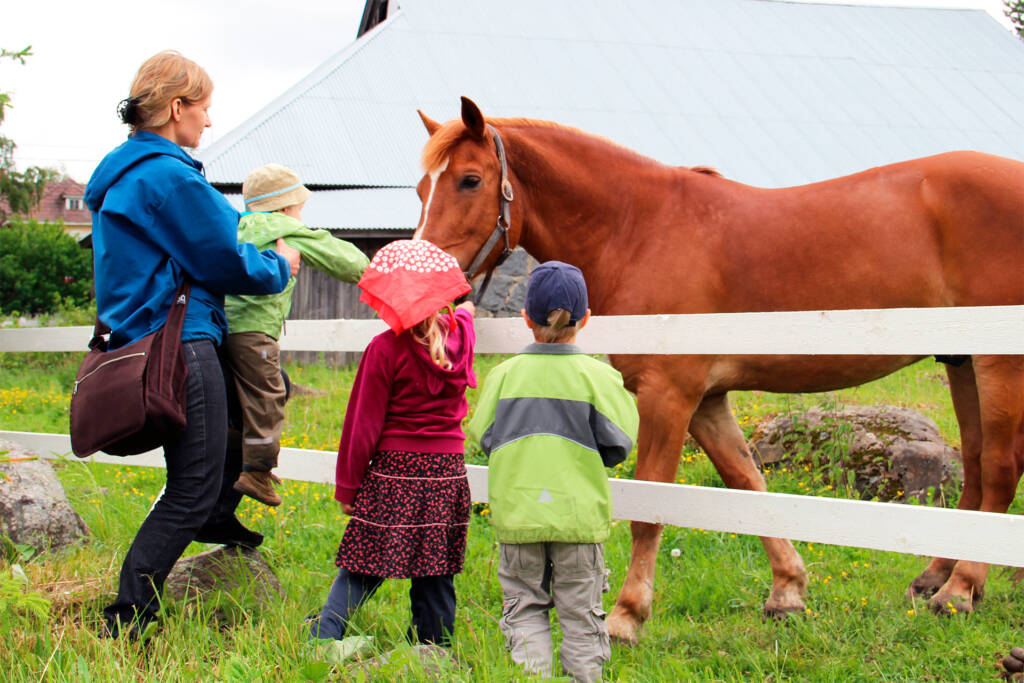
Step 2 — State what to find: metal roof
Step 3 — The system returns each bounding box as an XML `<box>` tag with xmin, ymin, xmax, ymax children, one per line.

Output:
<box><xmin>199</xmin><ymin>0</ymin><xmax>1024</xmax><ymax>203</ymax></box>
<box><xmin>223</xmin><ymin>187</ymin><xmax>421</xmax><ymax>232</ymax></box>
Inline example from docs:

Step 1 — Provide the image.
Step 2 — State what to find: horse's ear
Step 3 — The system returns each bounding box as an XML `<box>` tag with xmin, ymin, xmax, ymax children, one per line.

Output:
<box><xmin>418</xmin><ymin>110</ymin><xmax>441</xmax><ymax>136</ymax></box>
<box><xmin>460</xmin><ymin>96</ymin><xmax>487</xmax><ymax>139</ymax></box>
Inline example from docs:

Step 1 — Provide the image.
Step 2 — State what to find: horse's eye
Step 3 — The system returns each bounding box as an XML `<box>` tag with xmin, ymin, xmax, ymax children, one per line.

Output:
<box><xmin>459</xmin><ymin>175</ymin><xmax>481</xmax><ymax>190</ymax></box>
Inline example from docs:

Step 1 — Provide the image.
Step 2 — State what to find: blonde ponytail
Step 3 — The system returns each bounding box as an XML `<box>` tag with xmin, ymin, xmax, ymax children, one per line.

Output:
<box><xmin>412</xmin><ymin>312</ymin><xmax>452</xmax><ymax>369</ymax></box>
<box><xmin>532</xmin><ymin>308</ymin><xmax>577</xmax><ymax>343</ymax></box>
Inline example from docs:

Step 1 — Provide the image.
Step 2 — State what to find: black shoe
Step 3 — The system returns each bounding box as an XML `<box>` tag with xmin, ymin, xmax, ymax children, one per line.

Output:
<box><xmin>100</xmin><ymin>614</ymin><xmax>154</xmax><ymax>642</ymax></box>
<box><xmin>194</xmin><ymin>515</ymin><xmax>263</xmax><ymax>548</ymax></box>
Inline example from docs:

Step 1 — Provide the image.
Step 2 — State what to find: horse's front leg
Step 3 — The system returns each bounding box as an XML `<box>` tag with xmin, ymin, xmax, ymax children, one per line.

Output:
<box><xmin>606</xmin><ymin>376</ymin><xmax>697</xmax><ymax>645</ymax></box>
<box><xmin>688</xmin><ymin>392</ymin><xmax>807</xmax><ymax>619</ymax></box>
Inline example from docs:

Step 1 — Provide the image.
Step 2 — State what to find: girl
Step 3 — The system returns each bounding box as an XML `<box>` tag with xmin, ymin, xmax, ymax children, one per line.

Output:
<box><xmin>311</xmin><ymin>239</ymin><xmax>476</xmax><ymax>647</ymax></box>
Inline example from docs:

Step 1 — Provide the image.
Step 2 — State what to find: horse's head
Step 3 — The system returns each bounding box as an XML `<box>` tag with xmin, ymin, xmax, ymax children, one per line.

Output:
<box><xmin>414</xmin><ymin>96</ymin><xmax>520</xmax><ymax>280</ymax></box>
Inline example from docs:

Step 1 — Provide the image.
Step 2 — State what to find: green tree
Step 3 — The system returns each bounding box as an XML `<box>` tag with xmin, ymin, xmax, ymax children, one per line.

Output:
<box><xmin>1007</xmin><ymin>1</ymin><xmax>1024</xmax><ymax>39</ymax></box>
<box><xmin>0</xmin><ymin>218</ymin><xmax>93</xmax><ymax>314</ymax></box>
<box><xmin>0</xmin><ymin>46</ymin><xmax>58</xmax><ymax>222</ymax></box>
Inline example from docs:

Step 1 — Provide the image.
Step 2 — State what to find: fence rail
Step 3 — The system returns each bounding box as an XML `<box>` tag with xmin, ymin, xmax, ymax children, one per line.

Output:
<box><xmin>3</xmin><ymin>430</ymin><xmax>1022</xmax><ymax>567</ymax></box>
<box><xmin>2</xmin><ymin>306</ymin><xmax>1023</xmax><ymax>568</ymax></box>
<box><xmin>2</xmin><ymin>305</ymin><xmax>1022</xmax><ymax>354</ymax></box>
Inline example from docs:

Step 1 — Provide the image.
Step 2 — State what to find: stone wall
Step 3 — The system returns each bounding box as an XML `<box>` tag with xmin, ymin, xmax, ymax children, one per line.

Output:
<box><xmin>472</xmin><ymin>248</ymin><xmax>535</xmax><ymax>318</ymax></box>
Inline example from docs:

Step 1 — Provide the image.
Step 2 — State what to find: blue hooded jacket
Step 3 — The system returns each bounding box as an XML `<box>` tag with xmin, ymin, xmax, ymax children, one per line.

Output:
<box><xmin>85</xmin><ymin>132</ymin><xmax>290</xmax><ymax>349</ymax></box>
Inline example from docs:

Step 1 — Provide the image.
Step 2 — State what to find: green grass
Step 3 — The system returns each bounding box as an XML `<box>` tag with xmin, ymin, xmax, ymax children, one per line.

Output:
<box><xmin>1</xmin><ymin>353</ymin><xmax>1022</xmax><ymax>681</ymax></box>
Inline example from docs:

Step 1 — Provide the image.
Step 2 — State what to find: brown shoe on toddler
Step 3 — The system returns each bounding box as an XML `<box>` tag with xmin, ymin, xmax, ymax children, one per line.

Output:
<box><xmin>233</xmin><ymin>470</ymin><xmax>282</xmax><ymax>507</ymax></box>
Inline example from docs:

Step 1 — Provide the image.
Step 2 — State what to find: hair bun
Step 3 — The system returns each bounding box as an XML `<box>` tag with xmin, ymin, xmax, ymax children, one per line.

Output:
<box><xmin>117</xmin><ymin>97</ymin><xmax>141</xmax><ymax>126</ymax></box>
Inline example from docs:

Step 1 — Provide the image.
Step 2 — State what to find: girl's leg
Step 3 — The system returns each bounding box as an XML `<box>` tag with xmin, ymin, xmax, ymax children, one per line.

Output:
<box><xmin>408</xmin><ymin>574</ymin><xmax>456</xmax><ymax>645</ymax></box>
<box><xmin>312</xmin><ymin>568</ymin><xmax>384</xmax><ymax>640</ymax></box>
<box><xmin>102</xmin><ymin>340</ymin><xmax>227</xmax><ymax>638</ymax></box>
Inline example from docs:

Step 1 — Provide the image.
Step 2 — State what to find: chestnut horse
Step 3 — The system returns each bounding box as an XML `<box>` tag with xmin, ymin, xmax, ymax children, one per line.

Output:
<box><xmin>415</xmin><ymin>97</ymin><xmax>1024</xmax><ymax>643</ymax></box>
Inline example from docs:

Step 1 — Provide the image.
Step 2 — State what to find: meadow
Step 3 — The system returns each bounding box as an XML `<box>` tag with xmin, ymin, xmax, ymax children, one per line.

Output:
<box><xmin>1</xmin><ymin>350</ymin><xmax>1022</xmax><ymax>682</ymax></box>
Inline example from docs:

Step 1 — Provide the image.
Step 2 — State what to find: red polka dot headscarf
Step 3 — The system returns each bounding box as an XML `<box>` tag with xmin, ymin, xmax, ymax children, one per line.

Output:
<box><xmin>358</xmin><ymin>240</ymin><xmax>472</xmax><ymax>334</ymax></box>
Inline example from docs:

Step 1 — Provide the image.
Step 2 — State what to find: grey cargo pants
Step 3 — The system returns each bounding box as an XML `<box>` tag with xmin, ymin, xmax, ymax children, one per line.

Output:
<box><xmin>497</xmin><ymin>542</ymin><xmax>611</xmax><ymax>682</ymax></box>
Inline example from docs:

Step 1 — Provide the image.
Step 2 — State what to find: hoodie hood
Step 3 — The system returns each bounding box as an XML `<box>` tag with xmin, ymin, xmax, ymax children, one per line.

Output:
<box><xmin>86</xmin><ymin>131</ymin><xmax>202</xmax><ymax>211</ymax></box>
<box><xmin>237</xmin><ymin>211</ymin><xmax>305</xmax><ymax>250</ymax></box>
<box><xmin>405</xmin><ymin>309</ymin><xmax>477</xmax><ymax>396</ymax></box>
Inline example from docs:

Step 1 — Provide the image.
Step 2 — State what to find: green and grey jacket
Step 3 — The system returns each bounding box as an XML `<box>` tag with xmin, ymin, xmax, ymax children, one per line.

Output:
<box><xmin>468</xmin><ymin>343</ymin><xmax>639</xmax><ymax>544</ymax></box>
<box><xmin>225</xmin><ymin>211</ymin><xmax>369</xmax><ymax>339</ymax></box>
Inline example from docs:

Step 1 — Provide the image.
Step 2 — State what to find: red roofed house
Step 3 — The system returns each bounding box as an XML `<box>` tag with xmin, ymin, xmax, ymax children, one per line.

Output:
<box><xmin>0</xmin><ymin>176</ymin><xmax>92</xmax><ymax>240</ymax></box>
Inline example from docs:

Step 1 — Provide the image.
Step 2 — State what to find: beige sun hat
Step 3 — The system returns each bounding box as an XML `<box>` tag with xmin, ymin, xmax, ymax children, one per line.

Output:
<box><xmin>242</xmin><ymin>163</ymin><xmax>313</xmax><ymax>212</ymax></box>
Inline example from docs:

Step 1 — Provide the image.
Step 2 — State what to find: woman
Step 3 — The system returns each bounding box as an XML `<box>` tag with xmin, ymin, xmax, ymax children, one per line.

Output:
<box><xmin>84</xmin><ymin>50</ymin><xmax>301</xmax><ymax>639</ymax></box>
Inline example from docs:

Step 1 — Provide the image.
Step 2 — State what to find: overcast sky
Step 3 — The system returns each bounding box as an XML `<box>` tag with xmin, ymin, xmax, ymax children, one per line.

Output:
<box><xmin>1</xmin><ymin>0</ymin><xmax>1015</xmax><ymax>183</ymax></box>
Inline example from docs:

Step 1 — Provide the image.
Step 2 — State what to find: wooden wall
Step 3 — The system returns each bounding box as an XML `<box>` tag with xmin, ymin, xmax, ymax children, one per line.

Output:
<box><xmin>282</xmin><ymin>235</ymin><xmax>394</xmax><ymax>367</ymax></box>
<box><xmin>281</xmin><ymin>237</ymin><xmax>533</xmax><ymax>367</ymax></box>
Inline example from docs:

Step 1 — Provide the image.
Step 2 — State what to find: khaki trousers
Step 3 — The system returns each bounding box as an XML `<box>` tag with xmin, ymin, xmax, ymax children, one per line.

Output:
<box><xmin>498</xmin><ymin>542</ymin><xmax>611</xmax><ymax>682</ymax></box>
<box><xmin>223</xmin><ymin>332</ymin><xmax>287</xmax><ymax>471</ymax></box>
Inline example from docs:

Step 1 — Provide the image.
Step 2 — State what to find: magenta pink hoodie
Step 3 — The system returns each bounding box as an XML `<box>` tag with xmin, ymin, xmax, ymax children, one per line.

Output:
<box><xmin>335</xmin><ymin>307</ymin><xmax>476</xmax><ymax>504</ymax></box>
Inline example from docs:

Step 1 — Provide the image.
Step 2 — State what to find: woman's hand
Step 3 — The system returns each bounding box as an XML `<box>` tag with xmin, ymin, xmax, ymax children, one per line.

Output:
<box><xmin>340</xmin><ymin>502</ymin><xmax>355</xmax><ymax>516</ymax></box>
<box><xmin>275</xmin><ymin>238</ymin><xmax>301</xmax><ymax>276</ymax></box>
<box><xmin>456</xmin><ymin>301</ymin><xmax>475</xmax><ymax>316</ymax></box>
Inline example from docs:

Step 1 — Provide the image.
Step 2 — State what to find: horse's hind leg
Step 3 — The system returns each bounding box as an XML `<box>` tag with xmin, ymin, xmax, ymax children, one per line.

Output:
<box><xmin>606</xmin><ymin>379</ymin><xmax>697</xmax><ymax>645</ymax></box>
<box><xmin>908</xmin><ymin>360</ymin><xmax>982</xmax><ymax>600</ymax></box>
<box><xmin>688</xmin><ymin>393</ymin><xmax>808</xmax><ymax>619</ymax></box>
<box><xmin>929</xmin><ymin>355</ymin><xmax>1024</xmax><ymax>615</ymax></box>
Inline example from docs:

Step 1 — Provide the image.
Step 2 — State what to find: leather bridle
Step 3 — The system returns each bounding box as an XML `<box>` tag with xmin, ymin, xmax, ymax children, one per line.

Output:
<box><xmin>464</xmin><ymin>124</ymin><xmax>514</xmax><ymax>303</ymax></box>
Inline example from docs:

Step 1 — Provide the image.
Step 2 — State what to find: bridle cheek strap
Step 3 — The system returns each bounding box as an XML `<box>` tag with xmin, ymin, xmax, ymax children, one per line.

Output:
<box><xmin>466</xmin><ymin>124</ymin><xmax>514</xmax><ymax>303</ymax></box>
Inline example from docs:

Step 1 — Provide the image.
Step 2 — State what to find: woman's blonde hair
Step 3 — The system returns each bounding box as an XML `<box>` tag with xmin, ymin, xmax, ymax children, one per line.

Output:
<box><xmin>412</xmin><ymin>312</ymin><xmax>452</xmax><ymax>369</ymax></box>
<box><xmin>122</xmin><ymin>50</ymin><xmax>212</xmax><ymax>132</ymax></box>
<box><xmin>532</xmin><ymin>308</ymin><xmax>577</xmax><ymax>343</ymax></box>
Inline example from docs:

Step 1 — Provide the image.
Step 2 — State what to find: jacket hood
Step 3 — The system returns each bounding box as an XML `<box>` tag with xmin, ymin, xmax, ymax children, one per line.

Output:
<box><xmin>237</xmin><ymin>211</ymin><xmax>304</xmax><ymax>246</ymax></box>
<box><xmin>85</xmin><ymin>132</ymin><xmax>202</xmax><ymax>211</ymax></box>
<box><xmin>405</xmin><ymin>315</ymin><xmax>477</xmax><ymax>395</ymax></box>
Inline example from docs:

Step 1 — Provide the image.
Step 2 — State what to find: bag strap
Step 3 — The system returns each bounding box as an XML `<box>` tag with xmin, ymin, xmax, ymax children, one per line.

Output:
<box><xmin>160</xmin><ymin>278</ymin><xmax>192</xmax><ymax>348</ymax></box>
<box><xmin>89</xmin><ymin>318</ymin><xmax>111</xmax><ymax>351</ymax></box>
<box><xmin>88</xmin><ymin>279</ymin><xmax>192</xmax><ymax>352</ymax></box>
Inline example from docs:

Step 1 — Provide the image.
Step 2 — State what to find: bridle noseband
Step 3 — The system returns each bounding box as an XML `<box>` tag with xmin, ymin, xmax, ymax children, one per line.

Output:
<box><xmin>464</xmin><ymin>124</ymin><xmax>514</xmax><ymax>303</ymax></box>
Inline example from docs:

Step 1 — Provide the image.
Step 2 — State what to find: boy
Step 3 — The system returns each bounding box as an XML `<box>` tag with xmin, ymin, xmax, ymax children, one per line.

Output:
<box><xmin>225</xmin><ymin>163</ymin><xmax>369</xmax><ymax>506</ymax></box>
<box><xmin>468</xmin><ymin>261</ymin><xmax>639</xmax><ymax>682</ymax></box>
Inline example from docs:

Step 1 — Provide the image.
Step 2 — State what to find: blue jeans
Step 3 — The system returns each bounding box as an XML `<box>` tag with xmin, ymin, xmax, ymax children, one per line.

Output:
<box><xmin>103</xmin><ymin>340</ymin><xmax>243</xmax><ymax>634</ymax></box>
<box><xmin>311</xmin><ymin>568</ymin><xmax>456</xmax><ymax>645</ymax></box>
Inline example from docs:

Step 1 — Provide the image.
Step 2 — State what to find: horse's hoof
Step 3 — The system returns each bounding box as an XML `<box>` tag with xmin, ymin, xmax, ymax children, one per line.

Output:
<box><xmin>605</xmin><ymin>613</ymin><xmax>640</xmax><ymax>646</ymax></box>
<box><xmin>762</xmin><ymin>592</ymin><xmax>805</xmax><ymax>623</ymax></box>
<box><xmin>762</xmin><ymin>609</ymin><xmax>788</xmax><ymax>623</ymax></box>
<box><xmin>928</xmin><ymin>594</ymin><xmax>975</xmax><ymax>616</ymax></box>
<box><xmin>906</xmin><ymin>576</ymin><xmax>942</xmax><ymax>599</ymax></box>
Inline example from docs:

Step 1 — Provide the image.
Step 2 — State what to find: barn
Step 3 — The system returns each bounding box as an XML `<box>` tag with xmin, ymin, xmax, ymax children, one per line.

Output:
<box><xmin>197</xmin><ymin>0</ymin><xmax>1024</xmax><ymax>330</ymax></box>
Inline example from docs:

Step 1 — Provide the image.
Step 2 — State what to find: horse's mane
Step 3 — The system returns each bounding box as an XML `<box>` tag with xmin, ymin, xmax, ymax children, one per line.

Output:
<box><xmin>421</xmin><ymin>117</ymin><xmax>724</xmax><ymax>177</ymax></box>
<box><xmin>421</xmin><ymin>118</ymin><xmax>589</xmax><ymax>171</ymax></box>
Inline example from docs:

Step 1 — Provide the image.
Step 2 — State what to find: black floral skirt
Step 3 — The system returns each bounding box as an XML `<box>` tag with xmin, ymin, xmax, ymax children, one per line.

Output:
<box><xmin>336</xmin><ymin>450</ymin><xmax>471</xmax><ymax>578</ymax></box>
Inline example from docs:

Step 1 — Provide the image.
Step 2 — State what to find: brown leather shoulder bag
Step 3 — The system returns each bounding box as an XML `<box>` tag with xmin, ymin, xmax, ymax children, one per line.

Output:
<box><xmin>70</xmin><ymin>281</ymin><xmax>191</xmax><ymax>457</ymax></box>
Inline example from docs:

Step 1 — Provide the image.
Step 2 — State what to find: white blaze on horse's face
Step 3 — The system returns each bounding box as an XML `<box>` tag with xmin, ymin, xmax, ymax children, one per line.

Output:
<box><xmin>414</xmin><ymin>157</ymin><xmax>449</xmax><ymax>240</ymax></box>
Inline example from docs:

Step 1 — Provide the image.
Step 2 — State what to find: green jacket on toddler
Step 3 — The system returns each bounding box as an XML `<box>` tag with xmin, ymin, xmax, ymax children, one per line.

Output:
<box><xmin>225</xmin><ymin>211</ymin><xmax>369</xmax><ymax>338</ymax></box>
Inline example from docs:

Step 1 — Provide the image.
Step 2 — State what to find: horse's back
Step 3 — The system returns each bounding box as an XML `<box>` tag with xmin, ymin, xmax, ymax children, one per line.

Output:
<box><xmin>657</xmin><ymin>151</ymin><xmax>1024</xmax><ymax>313</ymax></box>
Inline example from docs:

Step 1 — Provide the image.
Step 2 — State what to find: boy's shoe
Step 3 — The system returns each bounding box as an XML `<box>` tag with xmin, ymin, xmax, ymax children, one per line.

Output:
<box><xmin>194</xmin><ymin>515</ymin><xmax>264</xmax><ymax>548</ymax></box>
<box><xmin>233</xmin><ymin>470</ymin><xmax>282</xmax><ymax>507</ymax></box>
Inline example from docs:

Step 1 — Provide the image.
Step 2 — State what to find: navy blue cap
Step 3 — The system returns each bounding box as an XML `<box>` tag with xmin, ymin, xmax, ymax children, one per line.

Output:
<box><xmin>525</xmin><ymin>261</ymin><xmax>588</xmax><ymax>326</ymax></box>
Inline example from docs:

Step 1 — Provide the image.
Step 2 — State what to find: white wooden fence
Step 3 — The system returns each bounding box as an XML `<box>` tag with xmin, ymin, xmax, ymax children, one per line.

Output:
<box><xmin>2</xmin><ymin>306</ymin><xmax>1023</xmax><ymax>567</ymax></box>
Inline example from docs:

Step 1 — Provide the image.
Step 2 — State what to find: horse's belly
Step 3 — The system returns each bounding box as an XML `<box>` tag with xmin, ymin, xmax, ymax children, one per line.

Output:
<box><xmin>707</xmin><ymin>354</ymin><xmax>926</xmax><ymax>394</ymax></box>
